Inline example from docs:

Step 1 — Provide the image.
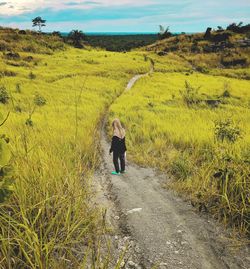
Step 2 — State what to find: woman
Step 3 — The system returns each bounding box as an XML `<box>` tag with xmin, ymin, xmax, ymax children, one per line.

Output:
<box><xmin>109</xmin><ymin>118</ymin><xmax>127</xmax><ymax>175</ymax></box>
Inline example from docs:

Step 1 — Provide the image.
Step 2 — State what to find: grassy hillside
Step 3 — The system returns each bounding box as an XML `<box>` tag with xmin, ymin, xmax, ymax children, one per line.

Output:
<box><xmin>0</xmin><ymin>29</ymin><xmax>149</xmax><ymax>267</ymax></box>
<box><xmin>1</xmin><ymin>25</ymin><xmax>249</xmax><ymax>268</ymax></box>
<box><xmin>145</xmin><ymin>28</ymin><xmax>250</xmax><ymax>79</ymax></box>
<box><xmin>0</xmin><ymin>27</ymin><xmax>66</xmax><ymax>54</ymax></box>
<box><xmin>109</xmin><ymin>53</ymin><xmax>250</xmax><ymax>237</ymax></box>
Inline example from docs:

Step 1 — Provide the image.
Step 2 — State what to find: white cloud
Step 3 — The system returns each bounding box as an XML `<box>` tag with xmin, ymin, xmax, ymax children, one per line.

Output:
<box><xmin>0</xmin><ymin>0</ymin><xmax>155</xmax><ymax>16</ymax></box>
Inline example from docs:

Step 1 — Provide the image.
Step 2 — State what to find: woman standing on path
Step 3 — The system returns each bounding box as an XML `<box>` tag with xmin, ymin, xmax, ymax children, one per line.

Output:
<box><xmin>109</xmin><ymin>118</ymin><xmax>127</xmax><ymax>175</ymax></box>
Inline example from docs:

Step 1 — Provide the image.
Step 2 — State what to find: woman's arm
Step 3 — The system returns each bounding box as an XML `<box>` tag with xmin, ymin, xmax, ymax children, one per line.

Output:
<box><xmin>124</xmin><ymin>137</ymin><xmax>127</xmax><ymax>152</ymax></box>
<box><xmin>109</xmin><ymin>136</ymin><xmax>115</xmax><ymax>154</ymax></box>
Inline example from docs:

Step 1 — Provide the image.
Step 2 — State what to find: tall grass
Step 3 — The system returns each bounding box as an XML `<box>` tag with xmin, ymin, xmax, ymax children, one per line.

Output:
<box><xmin>0</xmin><ymin>48</ymin><xmax>149</xmax><ymax>268</ymax></box>
<box><xmin>109</xmin><ymin>68</ymin><xmax>250</xmax><ymax>236</ymax></box>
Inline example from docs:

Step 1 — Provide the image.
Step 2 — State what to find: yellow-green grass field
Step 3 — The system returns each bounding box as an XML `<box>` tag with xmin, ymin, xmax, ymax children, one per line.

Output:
<box><xmin>109</xmin><ymin>68</ymin><xmax>250</xmax><ymax>236</ymax></box>
<box><xmin>0</xmin><ymin>48</ymin><xmax>149</xmax><ymax>268</ymax></box>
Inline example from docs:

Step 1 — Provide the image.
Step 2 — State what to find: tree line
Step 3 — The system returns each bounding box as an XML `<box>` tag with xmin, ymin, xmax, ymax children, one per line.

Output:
<box><xmin>31</xmin><ymin>16</ymin><xmax>250</xmax><ymax>51</ymax></box>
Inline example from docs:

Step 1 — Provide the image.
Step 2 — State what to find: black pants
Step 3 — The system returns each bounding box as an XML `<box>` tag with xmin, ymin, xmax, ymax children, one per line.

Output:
<box><xmin>113</xmin><ymin>152</ymin><xmax>125</xmax><ymax>173</ymax></box>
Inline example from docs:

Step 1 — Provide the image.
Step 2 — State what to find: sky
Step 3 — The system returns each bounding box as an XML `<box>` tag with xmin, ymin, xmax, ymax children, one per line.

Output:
<box><xmin>0</xmin><ymin>0</ymin><xmax>249</xmax><ymax>33</ymax></box>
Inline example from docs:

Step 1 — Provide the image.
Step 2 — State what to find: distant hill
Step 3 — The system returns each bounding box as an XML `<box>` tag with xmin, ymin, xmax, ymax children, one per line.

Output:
<box><xmin>144</xmin><ymin>26</ymin><xmax>250</xmax><ymax>70</ymax></box>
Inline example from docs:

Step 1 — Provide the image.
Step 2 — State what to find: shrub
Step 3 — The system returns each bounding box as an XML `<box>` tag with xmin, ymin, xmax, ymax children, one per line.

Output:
<box><xmin>14</xmin><ymin>105</ymin><xmax>22</xmax><ymax>113</ymax></box>
<box><xmin>0</xmin><ymin>40</ymin><xmax>10</xmax><ymax>51</ymax></box>
<box><xmin>23</xmin><ymin>56</ymin><xmax>34</xmax><ymax>62</ymax></box>
<box><xmin>34</xmin><ymin>93</ymin><xmax>46</xmax><ymax>106</ymax></box>
<box><xmin>221</xmin><ymin>90</ymin><xmax>231</xmax><ymax>98</ymax></box>
<box><xmin>179</xmin><ymin>81</ymin><xmax>202</xmax><ymax>107</ymax></box>
<box><xmin>4</xmin><ymin>52</ymin><xmax>20</xmax><ymax>60</ymax></box>
<box><xmin>0</xmin><ymin>86</ymin><xmax>9</xmax><ymax>104</ymax></box>
<box><xmin>29</xmin><ymin>71</ymin><xmax>36</xmax><ymax>79</ymax></box>
<box><xmin>0</xmin><ymin>70</ymin><xmax>17</xmax><ymax>77</ymax></box>
<box><xmin>25</xmin><ymin>118</ymin><xmax>33</xmax><ymax>126</ymax></box>
<box><xmin>214</xmin><ymin>119</ymin><xmax>242</xmax><ymax>143</ymax></box>
<box><xmin>221</xmin><ymin>55</ymin><xmax>247</xmax><ymax>67</ymax></box>
<box><xmin>221</xmin><ymin>82</ymin><xmax>231</xmax><ymax>98</ymax></box>
<box><xmin>23</xmin><ymin>45</ymin><xmax>36</xmax><ymax>53</ymax></box>
<box><xmin>170</xmin><ymin>154</ymin><xmax>192</xmax><ymax>180</ymax></box>
<box><xmin>196</xmin><ymin>65</ymin><xmax>209</xmax><ymax>74</ymax></box>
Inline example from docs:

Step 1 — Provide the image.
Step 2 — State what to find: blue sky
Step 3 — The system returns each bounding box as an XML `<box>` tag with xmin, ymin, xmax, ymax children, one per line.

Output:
<box><xmin>0</xmin><ymin>0</ymin><xmax>249</xmax><ymax>32</ymax></box>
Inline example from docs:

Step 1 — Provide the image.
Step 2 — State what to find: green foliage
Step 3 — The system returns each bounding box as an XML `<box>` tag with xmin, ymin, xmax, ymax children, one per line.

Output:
<box><xmin>86</xmin><ymin>34</ymin><xmax>157</xmax><ymax>52</ymax></box>
<box><xmin>32</xmin><ymin>16</ymin><xmax>46</xmax><ymax>32</ymax></box>
<box><xmin>226</xmin><ymin>22</ymin><xmax>250</xmax><ymax>33</ymax></box>
<box><xmin>0</xmin><ymin>86</ymin><xmax>9</xmax><ymax>104</ymax></box>
<box><xmin>214</xmin><ymin>119</ymin><xmax>242</xmax><ymax>143</ymax></box>
<box><xmin>158</xmin><ymin>25</ymin><xmax>172</xmax><ymax>40</ymax></box>
<box><xmin>68</xmin><ymin>30</ymin><xmax>86</xmax><ymax>48</ymax></box>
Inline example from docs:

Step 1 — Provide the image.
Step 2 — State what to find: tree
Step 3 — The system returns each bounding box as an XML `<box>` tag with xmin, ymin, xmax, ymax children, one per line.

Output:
<box><xmin>204</xmin><ymin>27</ymin><xmax>212</xmax><ymax>40</ymax></box>
<box><xmin>68</xmin><ymin>30</ymin><xmax>86</xmax><ymax>48</ymax></box>
<box><xmin>226</xmin><ymin>22</ymin><xmax>244</xmax><ymax>33</ymax></box>
<box><xmin>32</xmin><ymin>17</ymin><xmax>46</xmax><ymax>32</ymax></box>
<box><xmin>158</xmin><ymin>25</ymin><xmax>172</xmax><ymax>40</ymax></box>
<box><xmin>217</xmin><ymin>26</ymin><xmax>224</xmax><ymax>32</ymax></box>
<box><xmin>51</xmin><ymin>31</ymin><xmax>61</xmax><ymax>37</ymax></box>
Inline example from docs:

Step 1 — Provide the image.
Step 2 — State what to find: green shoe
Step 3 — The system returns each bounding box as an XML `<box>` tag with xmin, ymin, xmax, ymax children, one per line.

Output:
<box><xmin>111</xmin><ymin>171</ymin><xmax>120</xmax><ymax>175</ymax></box>
<box><xmin>120</xmin><ymin>171</ymin><xmax>126</xmax><ymax>174</ymax></box>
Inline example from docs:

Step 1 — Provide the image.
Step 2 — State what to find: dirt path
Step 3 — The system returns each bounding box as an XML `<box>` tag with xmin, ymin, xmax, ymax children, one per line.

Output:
<box><xmin>94</xmin><ymin>72</ymin><xmax>249</xmax><ymax>269</ymax></box>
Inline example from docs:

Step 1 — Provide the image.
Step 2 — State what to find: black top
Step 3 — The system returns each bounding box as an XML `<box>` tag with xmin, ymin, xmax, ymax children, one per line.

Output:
<box><xmin>109</xmin><ymin>136</ymin><xmax>127</xmax><ymax>154</ymax></box>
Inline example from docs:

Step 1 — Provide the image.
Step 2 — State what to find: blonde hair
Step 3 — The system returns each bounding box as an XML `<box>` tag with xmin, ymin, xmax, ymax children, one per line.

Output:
<box><xmin>112</xmin><ymin>118</ymin><xmax>125</xmax><ymax>138</ymax></box>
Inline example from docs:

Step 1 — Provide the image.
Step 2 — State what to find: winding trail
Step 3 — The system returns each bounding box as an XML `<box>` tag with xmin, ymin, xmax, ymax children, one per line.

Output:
<box><xmin>94</xmin><ymin>70</ymin><xmax>248</xmax><ymax>269</ymax></box>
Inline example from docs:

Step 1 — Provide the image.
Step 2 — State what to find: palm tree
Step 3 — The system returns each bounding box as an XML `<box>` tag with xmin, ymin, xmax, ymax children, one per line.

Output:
<box><xmin>158</xmin><ymin>25</ymin><xmax>172</xmax><ymax>40</ymax></box>
<box><xmin>32</xmin><ymin>17</ymin><xmax>46</xmax><ymax>32</ymax></box>
<box><xmin>68</xmin><ymin>30</ymin><xmax>86</xmax><ymax>48</ymax></box>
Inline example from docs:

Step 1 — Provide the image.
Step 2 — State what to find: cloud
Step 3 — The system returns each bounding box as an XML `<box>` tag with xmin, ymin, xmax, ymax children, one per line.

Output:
<box><xmin>0</xmin><ymin>1</ymin><xmax>8</xmax><ymax>6</ymax></box>
<box><xmin>0</xmin><ymin>0</ymin><xmax>154</xmax><ymax>16</ymax></box>
<box><xmin>66</xmin><ymin>1</ymin><xmax>101</xmax><ymax>5</ymax></box>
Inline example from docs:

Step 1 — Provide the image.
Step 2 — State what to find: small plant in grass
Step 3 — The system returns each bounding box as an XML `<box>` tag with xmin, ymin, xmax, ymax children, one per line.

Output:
<box><xmin>214</xmin><ymin>119</ymin><xmax>242</xmax><ymax>143</ymax></box>
<box><xmin>222</xmin><ymin>90</ymin><xmax>231</xmax><ymax>98</ymax></box>
<box><xmin>179</xmin><ymin>81</ymin><xmax>202</xmax><ymax>107</ymax></box>
<box><xmin>25</xmin><ymin>118</ymin><xmax>33</xmax><ymax>126</ymax></box>
<box><xmin>25</xmin><ymin>100</ymin><xmax>37</xmax><ymax>127</ymax></box>
<box><xmin>14</xmin><ymin>105</ymin><xmax>22</xmax><ymax>113</ymax></box>
<box><xmin>16</xmin><ymin>83</ymin><xmax>21</xmax><ymax>93</ymax></box>
<box><xmin>0</xmin><ymin>114</ymin><xmax>14</xmax><ymax>203</ymax></box>
<box><xmin>29</xmin><ymin>71</ymin><xmax>36</xmax><ymax>79</ymax></box>
<box><xmin>34</xmin><ymin>93</ymin><xmax>46</xmax><ymax>106</ymax></box>
<box><xmin>221</xmin><ymin>82</ymin><xmax>231</xmax><ymax>98</ymax></box>
<box><xmin>170</xmin><ymin>154</ymin><xmax>192</xmax><ymax>180</ymax></box>
<box><xmin>0</xmin><ymin>86</ymin><xmax>9</xmax><ymax>104</ymax></box>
